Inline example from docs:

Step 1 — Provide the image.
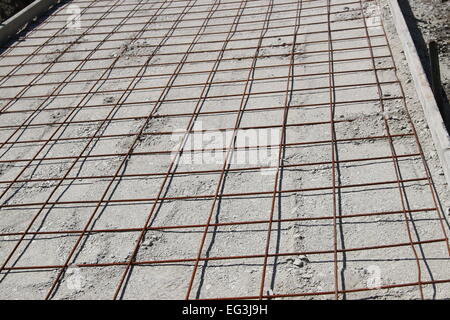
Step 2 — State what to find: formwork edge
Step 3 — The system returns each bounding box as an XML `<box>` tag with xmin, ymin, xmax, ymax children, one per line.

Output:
<box><xmin>0</xmin><ymin>0</ymin><xmax>61</xmax><ymax>48</ymax></box>
<box><xmin>388</xmin><ymin>0</ymin><xmax>450</xmax><ymax>188</ymax></box>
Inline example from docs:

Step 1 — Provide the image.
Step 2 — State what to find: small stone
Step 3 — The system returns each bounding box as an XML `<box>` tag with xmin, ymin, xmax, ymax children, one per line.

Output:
<box><xmin>142</xmin><ymin>237</ymin><xmax>155</xmax><ymax>247</ymax></box>
<box><xmin>293</xmin><ymin>258</ymin><xmax>304</xmax><ymax>267</ymax></box>
<box><xmin>293</xmin><ymin>255</ymin><xmax>309</xmax><ymax>267</ymax></box>
<box><xmin>104</xmin><ymin>96</ymin><xmax>114</xmax><ymax>104</ymax></box>
<box><xmin>293</xmin><ymin>233</ymin><xmax>304</xmax><ymax>240</ymax></box>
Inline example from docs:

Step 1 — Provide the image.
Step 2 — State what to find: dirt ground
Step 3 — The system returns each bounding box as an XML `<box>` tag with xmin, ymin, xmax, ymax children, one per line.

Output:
<box><xmin>0</xmin><ymin>0</ymin><xmax>33</xmax><ymax>23</ymax></box>
<box><xmin>0</xmin><ymin>0</ymin><xmax>449</xmax><ymax>300</ymax></box>
<box><xmin>399</xmin><ymin>0</ymin><xmax>449</xmax><ymax>101</ymax></box>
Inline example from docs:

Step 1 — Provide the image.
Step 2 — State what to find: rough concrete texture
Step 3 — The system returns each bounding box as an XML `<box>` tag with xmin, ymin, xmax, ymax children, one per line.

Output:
<box><xmin>0</xmin><ymin>0</ymin><xmax>449</xmax><ymax>300</ymax></box>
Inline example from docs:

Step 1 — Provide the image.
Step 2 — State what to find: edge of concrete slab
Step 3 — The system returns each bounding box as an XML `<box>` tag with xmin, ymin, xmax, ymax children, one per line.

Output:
<box><xmin>0</xmin><ymin>0</ymin><xmax>61</xmax><ymax>48</ymax></box>
<box><xmin>388</xmin><ymin>0</ymin><xmax>450</xmax><ymax>188</ymax></box>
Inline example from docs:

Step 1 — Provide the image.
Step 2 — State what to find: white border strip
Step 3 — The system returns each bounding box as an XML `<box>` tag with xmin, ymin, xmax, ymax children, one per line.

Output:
<box><xmin>388</xmin><ymin>0</ymin><xmax>450</xmax><ymax>187</ymax></box>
